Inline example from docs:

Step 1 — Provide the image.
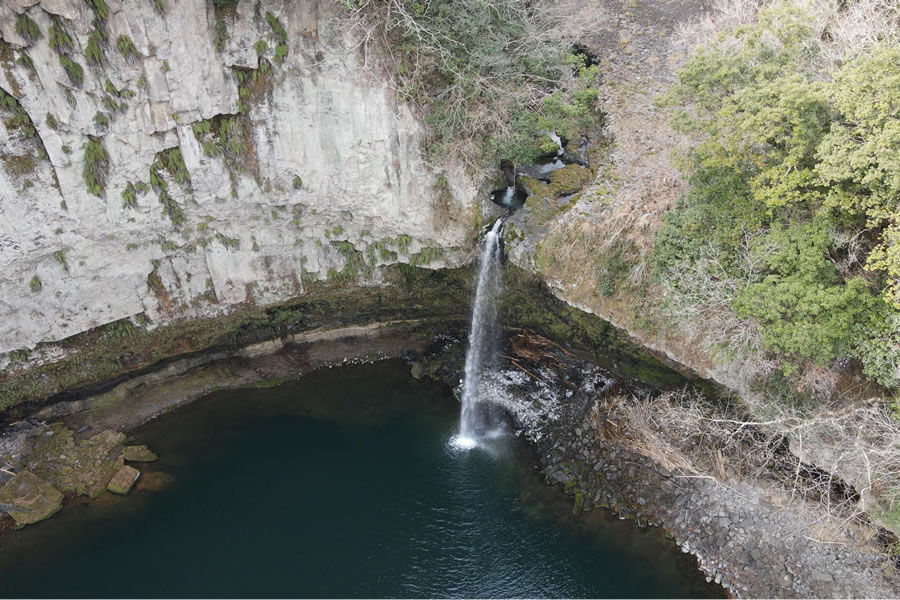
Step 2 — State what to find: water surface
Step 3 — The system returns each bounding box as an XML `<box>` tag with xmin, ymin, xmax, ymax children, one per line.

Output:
<box><xmin>0</xmin><ymin>361</ymin><xmax>720</xmax><ymax>598</ymax></box>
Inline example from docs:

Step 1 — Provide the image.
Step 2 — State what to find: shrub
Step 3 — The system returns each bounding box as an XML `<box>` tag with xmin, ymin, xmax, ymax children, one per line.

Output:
<box><xmin>29</xmin><ymin>275</ymin><xmax>42</xmax><ymax>293</ymax></box>
<box><xmin>653</xmin><ymin>3</ymin><xmax>900</xmax><ymax>379</ymax></box>
<box><xmin>344</xmin><ymin>0</ymin><xmax>602</xmax><ymax>168</ymax></box>
<box><xmin>15</xmin><ymin>13</ymin><xmax>41</xmax><ymax>45</ymax></box>
<box><xmin>157</xmin><ymin>189</ymin><xmax>184</xmax><ymax>226</ymax></box>
<box><xmin>116</xmin><ymin>35</ymin><xmax>139</xmax><ymax>63</ymax></box>
<box><xmin>85</xmin><ymin>29</ymin><xmax>105</xmax><ymax>65</ymax></box>
<box><xmin>121</xmin><ymin>182</ymin><xmax>137</xmax><ymax>208</ymax></box>
<box><xmin>52</xmin><ymin>249</ymin><xmax>69</xmax><ymax>271</ymax></box>
<box><xmin>48</xmin><ymin>19</ymin><xmax>74</xmax><ymax>55</ymax></box>
<box><xmin>59</xmin><ymin>56</ymin><xmax>84</xmax><ymax>87</ymax></box>
<box><xmin>83</xmin><ymin>136</ymin><xmax>108</xmax><ymax>196</ymax></box>
<box><xmin>85</xmin><ymin>0</ymin><xmax>109</xmax><ymax>19</ymax></box>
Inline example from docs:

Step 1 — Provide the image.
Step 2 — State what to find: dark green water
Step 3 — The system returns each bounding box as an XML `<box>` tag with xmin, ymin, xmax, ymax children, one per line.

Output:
<box><xmin>0</xmin><ymin>361</ymin><xmax>720</xmax><ymax>598</ymax></box>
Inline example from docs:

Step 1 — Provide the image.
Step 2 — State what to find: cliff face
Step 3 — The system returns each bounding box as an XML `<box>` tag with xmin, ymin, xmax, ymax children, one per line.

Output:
<box><xmin>0</xmin><ymin>0</ymin><xmax>477</xmax><ymax>364</ymax></box>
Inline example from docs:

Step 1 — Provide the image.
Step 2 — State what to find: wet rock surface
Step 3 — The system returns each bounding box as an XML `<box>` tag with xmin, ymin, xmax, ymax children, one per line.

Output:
<box><xmin>425</xmin><ymin>332</ymin><xmax>900</xmax><ymax>598</ymax></box>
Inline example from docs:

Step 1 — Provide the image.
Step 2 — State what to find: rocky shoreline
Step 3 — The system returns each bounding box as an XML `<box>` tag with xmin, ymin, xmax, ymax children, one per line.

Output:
<box><xmin>447</xmin><ymin>334</ymin><xmax>900</xmax><ymax>599</ymax></box>
<box><xmin>2</xmin><ymin>324</ymin><xmax>898</xmax><ymax>598</ymax></box>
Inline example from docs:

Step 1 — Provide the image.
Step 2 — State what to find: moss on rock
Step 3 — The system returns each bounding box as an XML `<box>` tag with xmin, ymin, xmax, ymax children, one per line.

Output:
<box><xmin>0</xmin><ymin>471</ymin><xmax>63</xmax><ymax>527</ymax></box>
<box><xmin>121</xmin><ymin>445</ymin><xmax>158</xmax><ymax>462</ymax></box>
<box><xmin>107</xmin><ymin>465</ymin><xmax>140</xmax><ymax>495</ymax></box>
<box><xmin>25</xmin><ymin>424</ymin><xmax>125</xmax><ymax>498</ymax></box>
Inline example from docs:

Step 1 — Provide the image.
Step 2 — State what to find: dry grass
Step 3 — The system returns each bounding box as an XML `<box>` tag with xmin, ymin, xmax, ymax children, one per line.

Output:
<box><xmin>675</xmin><ymin>0</ymin><xmax>900</xmax><ymax>72</ymax></box>
<box><xmin>597</xmin><ymin>387</ymin><xmax>900</xmax><ymax>543</ymax></box>
<box><xmin>337</xmin><ymin>0</ymin><xmax>608</xmax><ymax>178</ymax></box>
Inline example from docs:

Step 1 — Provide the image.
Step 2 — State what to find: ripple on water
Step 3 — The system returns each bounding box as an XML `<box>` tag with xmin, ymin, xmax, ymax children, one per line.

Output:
<box><xmin>0</xmin><ymin>361</ymin><xmax>721</xmax><ymax>599</ymax></box>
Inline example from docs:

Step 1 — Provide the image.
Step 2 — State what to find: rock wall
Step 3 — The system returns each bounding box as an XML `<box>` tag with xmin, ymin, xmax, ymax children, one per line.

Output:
<box><xmin>0</xmin><ymin>0</ymin><xmax>478</xmax><ymax>364</ymax></box>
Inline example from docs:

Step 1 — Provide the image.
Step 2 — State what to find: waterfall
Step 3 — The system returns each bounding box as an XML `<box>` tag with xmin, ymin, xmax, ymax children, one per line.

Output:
<box><xmin>452</xmin><ymin>215</ymin><xmax>506</xmax><ymax>450</ymax></box>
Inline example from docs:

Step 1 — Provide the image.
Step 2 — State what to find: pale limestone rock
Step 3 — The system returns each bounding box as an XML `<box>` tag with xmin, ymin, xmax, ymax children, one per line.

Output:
<box><xmin>0</xmin><ymin>0</ymin><xmax>478</xmax><ymax>366</ymax></box>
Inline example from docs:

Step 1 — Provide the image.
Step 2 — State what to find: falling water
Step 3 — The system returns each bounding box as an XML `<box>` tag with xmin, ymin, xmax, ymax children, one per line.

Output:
<box><xmin>451</xmin><ymin>215</ymin><xmax>506</xmax><ymax>450</ymax></box>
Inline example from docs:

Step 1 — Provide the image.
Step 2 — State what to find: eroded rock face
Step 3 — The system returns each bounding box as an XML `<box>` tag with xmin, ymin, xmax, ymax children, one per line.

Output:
<box><xmin>0</xmin><ymin>0</ymin><xmax>478</xmax><ymax>369</ymax></box>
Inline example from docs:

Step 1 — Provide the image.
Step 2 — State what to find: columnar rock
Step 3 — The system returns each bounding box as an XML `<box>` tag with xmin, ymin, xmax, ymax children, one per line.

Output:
<box><xmin>0</xmin><ymin>0</ymin><xmax>477</xmax><ymax>365</ymax></box>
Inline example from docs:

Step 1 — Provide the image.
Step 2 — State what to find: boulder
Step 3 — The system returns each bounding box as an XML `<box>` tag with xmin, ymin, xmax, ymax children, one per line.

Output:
<box><xmin>108</xmin><ymin>466</ymin><xmax>141</xmax><ymax>495</ymax></box>
<box><xmin>26</xmin><ymin>425</ymin><xmax>126</xmax><ymax>499</ymax></box>
<box><xmin>0</xmin><ymin>471</ymin><xmax>63</xmax><ymax>527</ymax></box>
<box><xmin>121</xmin><ymin>445</ymin><xmax>159</xmax><ymax>463</ymax></box>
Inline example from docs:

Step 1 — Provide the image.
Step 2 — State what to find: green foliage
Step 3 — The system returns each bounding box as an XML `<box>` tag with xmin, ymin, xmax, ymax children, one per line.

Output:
<box><xmin>396</xmin><ymin>234</ymin><xmax>412</xmax><ymax>254</ymax></box>
<box><xmin>45</xmin><ymin>113</ymin><xmax>58</xmax><ymax>130</ymax></box>
<box><xmin>9</xmin><ymin>349</ymin><xmax>30</xmax><ymax>363</ymax></box>
<box><xmin>16</xmin><ymin>52</ymin><xmax>34</xmax><ymax>71</ymax></box>
<box><xmin>161</xmin><ymin>60</ymin><xmax>170</xmax><ymax>73</ymax></box>
<box><xmin>264</xmin><ymin>12</ymin><xmax>288</xmax><ymax>64</ymax></box>
<box><xmin>274</xmin><ymin>43</ymin><xmax>288</xmax><ymax>65</ymax></box>
<box><xmin>121</xmin><ymin>182</ymin><xmax>137</xmax><ymax>209</ymax></box>
<box><xmin>202</xmin><ymin>141</ymin><xmax>221</xmax><ymax>157</ymax></box>
<box><xmin>329</xmin><ymin>240</ymin><xmax>370</xmax><ymax>283</ymax></box>
<box><xmin>156</xmin><ymin>147</ymin><xmax>191</xmax><ymax>186</ymax></box>
<box><xmin>85</xmin><ymin>29</ymin><xmax>105</xmax><ymax>65</ymax></box>
<box><xmin>854</xmin><ymin>306</ymin><xmax>900</xmax><ymax>389</ymax></box>
<box><xmin>215</xmin><ymin>18</ymin><xmax>227</xmax><ymax>53</ymax></box>
<box><xmin>15</xmin><ymin>13</ymin><xmax>41</xmax><ymax>45</ymax></box>
<box><xmin>58</xmin><ymin>55</ymin><xmax>84</xmax><ymax>87</ymax></box>
<box><xmin>116</xmin><ymin>35</ymin><xmax>139</xmax><ymax>62</ymax></box>
<box><xmin>85</xmin><ymin>0</ymin><xmax>109</xmax><ymax>19</ymax></box>
<box><xmin>0</xmin><ymin>89</ymin><xmax>36</xmax><ymax>136</ymax></box>
<box><xmin>48</xmin><ymin>19</ymin><xmax>74</xmax><ymax>55</ymax></box>
<box><xmin>816</xmin><ymin>46</ymin><xmax>900</xmax><ymax>307</ymax></box>
<box><xmin>653</xmin><ymin>3</ymin><xmax>900</xmax><ymax>379</ymax></box>
<box><xmin>254</xmin><ymin>39</ymin><xmax>268</xmax><ymax>56</ymax></box>
<box><xmin>83</xmin><ymin>136</ymin><xmax>108</xmax><ymax>196</ymax></box>
<box><xmin>157</xmin><ymin>189</ymin><xmax>184</xmax><ymax>226</ymax></box>
<box><xmin>410</xmin><ymin>247</ymin><xmax>443</xmax><ymax>266</ymax></box>
<box><xmin>292</xmin><ymin>175</ymin><xmax>302</xmax><ymax>189</ymax></box>
<box><xmin>93</xmin><ymin>111</ymin><xmax>109</xmax><ymax>128</ymax></box>
<box><xmin>732</xmin><ymin>217</ymin><xmax>878</xmax><ymax>370</ymax></box>
<box><xmin>52</xmin><ymin>249</ymin><xmax>69</xmax><ymax>271</ymax></box>
<box><xmin>29</xmin><ymin>275</ymin><xmax>42</xmax><ymax>293</ymax></box>
<box><xmin>350</xmin><ymin>0</ymin><xmax>599</xmax><ymax>166</ymax></box>
<box><xmin>265</xmin><ymin>12</ymin><xmax>287</xmax><ymax>43</ymax></box>
<box><xmin>149</xmin><ymin>148</ymin><xmax>190</xmax><ymax>227</ymax></box>
<box><xmin>215</xmin><ymin>232</ymin><xmax>240</xmax><ymax>250</ymax></box>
